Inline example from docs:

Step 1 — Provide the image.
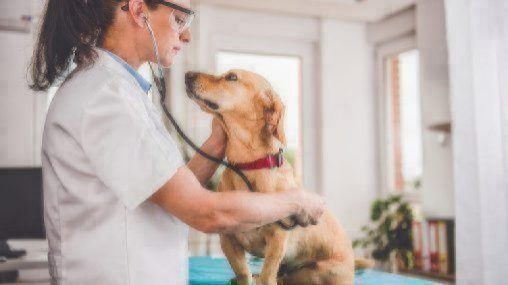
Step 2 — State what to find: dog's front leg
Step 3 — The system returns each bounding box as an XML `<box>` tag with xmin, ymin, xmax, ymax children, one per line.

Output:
<box><xmin>258</xmin><ymin>230</ymin><xmax>289</xmax><ymax>285</ymax></box>
<box><xmin>220</xmin><ymin>234</ymin><xmax>253</xmax><ymax>285</ymax></box>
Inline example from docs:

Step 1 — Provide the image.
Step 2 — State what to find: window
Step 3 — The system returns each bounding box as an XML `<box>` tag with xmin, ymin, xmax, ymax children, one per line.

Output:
<box><xmin>216</xmin><ymin>51</ymin><xmax>303</xmax><ymax>181</ymax></box>
<box><xmin>384</xmin><ymin>49</ymin><xmax>422</xmax><ymax>193</ymax></box>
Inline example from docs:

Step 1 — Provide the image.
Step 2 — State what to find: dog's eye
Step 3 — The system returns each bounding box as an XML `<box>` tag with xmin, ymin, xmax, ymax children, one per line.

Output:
<box><xmin>225</xmin><ymin>73</ymin><xmax>238</xmax><ymax>81</ymax></box>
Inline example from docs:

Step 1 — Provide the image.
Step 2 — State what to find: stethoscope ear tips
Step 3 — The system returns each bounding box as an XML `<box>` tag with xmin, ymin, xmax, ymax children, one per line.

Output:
<box><xmin>120</xmin><ymin>2</ymin><xmax>148</xmax><ymax>22</ymax></box>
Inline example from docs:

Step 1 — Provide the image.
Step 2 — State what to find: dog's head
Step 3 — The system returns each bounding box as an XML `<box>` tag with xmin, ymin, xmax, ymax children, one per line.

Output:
<box><xmin>185</xmin><ymin>70</ymin><xmax>286</xmax><ymax>146</ymax></box>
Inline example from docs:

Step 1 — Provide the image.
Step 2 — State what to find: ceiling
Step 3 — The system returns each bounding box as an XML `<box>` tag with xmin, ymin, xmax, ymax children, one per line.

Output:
<box><xmin>193</xmin><ymin>0</ymin><xmax>416</xmax><ymax>22</ymax></box>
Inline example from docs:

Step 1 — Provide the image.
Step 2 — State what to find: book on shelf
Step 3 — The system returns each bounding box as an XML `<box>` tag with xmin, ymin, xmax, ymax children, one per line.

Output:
<box><xmin>421</xmin><ymin>220</ymin><xmax>431</xmax><ymax>271</ymax></box>
<box><xmin>411</xmin><ymin>218</ymin><xmax>455</xmax><ymax>276</ymax></box>
<box><xmin>428</xmin><ymin>221</ymin><xmax>439</xmax><ymax>272</ymax></box>
<box><xmin>412</xmin><ymin>221</ymin><xmax>423</xmax><ymax>270</ymax></box>
<box><xmin>437</xmin><ymin>221</ymin><xmax>449</xmax><ymax>274</ymax></box>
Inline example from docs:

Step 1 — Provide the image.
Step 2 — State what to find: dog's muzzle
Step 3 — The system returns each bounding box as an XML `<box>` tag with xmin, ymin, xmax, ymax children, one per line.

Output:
<box><xmin>185</xmin><ymin>72</ymin><xmax>220</xmax><ymax>111</ymax></box>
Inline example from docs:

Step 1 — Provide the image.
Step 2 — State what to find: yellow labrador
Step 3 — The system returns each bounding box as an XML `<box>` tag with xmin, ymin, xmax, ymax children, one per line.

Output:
<box><xmin>185</xmin><ymin>70</ymin><xmax>355</xmax><ymax>285</ymax></box>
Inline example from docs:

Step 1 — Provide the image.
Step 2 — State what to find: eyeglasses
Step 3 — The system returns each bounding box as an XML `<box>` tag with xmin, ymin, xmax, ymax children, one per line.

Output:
<box><xmin>121</xmin><ymin>0</ymin><xmax>195</xmax><ymax>33</ymax></box>
<box><xmin>157</xmin><ymin>0</ymin><xmax>194</xmax><ymax>16</ymax></box>
<box><xmin>157</xmin><ymin>0</ymin><xmax>194</xmax><ymax>32</ymax></box>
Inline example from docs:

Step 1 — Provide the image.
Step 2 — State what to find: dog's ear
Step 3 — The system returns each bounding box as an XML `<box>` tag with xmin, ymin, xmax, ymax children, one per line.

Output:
<box><xmin>264</xmin><ymin>90</ymin><xmax>287</xmax><ymax>146</ymax></box>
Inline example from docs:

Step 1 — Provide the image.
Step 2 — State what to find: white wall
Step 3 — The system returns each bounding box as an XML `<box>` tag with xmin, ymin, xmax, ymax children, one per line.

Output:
<box><xmin>0</xmin><ymin>0</ymin><xmax>46</xmax><ymax>167</ymax></box>
<box><xmin>0</xmin><ymin>31</ymin><xmax>35</xmax><ymax>166</ymax></box>
<box><xmin>320</xmin><ymin>19</ymin><xmax>377</xmax><ymax>239</ymax></box>
<box><xmin>366</xmin><ymin>7</ymin><xmax>416</xmax><ymax>45</ymax></box>
<box><xmin>416</xmin><ymin>0</ymin><xmax>454</xmax><ymax>218</ymax></box>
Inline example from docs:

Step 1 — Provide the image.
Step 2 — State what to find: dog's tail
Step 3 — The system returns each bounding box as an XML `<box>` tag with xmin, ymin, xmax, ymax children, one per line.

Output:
<box><xmin>354</xmin><ymin>258</ymin><xmax>375</xmax><ymax>270</ymax></box>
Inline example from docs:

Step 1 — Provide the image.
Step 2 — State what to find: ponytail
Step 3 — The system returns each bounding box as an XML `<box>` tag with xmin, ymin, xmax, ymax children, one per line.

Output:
<box><xmin>29</xmin><ymin>0</ymin><xmax>122</xmax><ymax>91</ymax></box>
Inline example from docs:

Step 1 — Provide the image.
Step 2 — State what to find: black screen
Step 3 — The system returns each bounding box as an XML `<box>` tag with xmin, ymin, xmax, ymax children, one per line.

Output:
<box><xmin>0</xmin><ymin>168</ymin><xmax>45</xmax><ymax>239</ymax></box>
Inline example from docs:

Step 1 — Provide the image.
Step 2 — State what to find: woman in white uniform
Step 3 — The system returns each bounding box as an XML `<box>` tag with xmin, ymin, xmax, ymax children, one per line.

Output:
<box><xmin>29</xmin><ymin>0</ymin><xmax>324</xmax><ymax>284</ymax></box>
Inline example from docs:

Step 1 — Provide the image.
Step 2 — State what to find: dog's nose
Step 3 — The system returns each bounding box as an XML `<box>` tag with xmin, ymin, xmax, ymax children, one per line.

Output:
<box><xmin>185</xmin><ymin>72</ymin><xmax>198</xmax><ymax>87</ymax></box>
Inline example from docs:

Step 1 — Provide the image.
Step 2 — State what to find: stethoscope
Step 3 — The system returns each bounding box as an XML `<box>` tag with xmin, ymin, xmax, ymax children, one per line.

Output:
<box><xmin>142</xmin><ymin>15</ymin><xmax>297</xmax><ymax>230</ymax></box>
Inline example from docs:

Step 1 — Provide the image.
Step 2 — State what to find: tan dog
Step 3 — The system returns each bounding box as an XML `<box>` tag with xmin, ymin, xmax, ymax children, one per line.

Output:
<box><xmin>185</xmin><ymin>70</ymin><xmax>355</xmax><ymax>285</ymax></box>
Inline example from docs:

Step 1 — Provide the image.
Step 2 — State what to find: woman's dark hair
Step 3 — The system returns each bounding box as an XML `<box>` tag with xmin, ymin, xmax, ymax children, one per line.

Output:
<box><xmin>29</xmin><ymin>0</ymin><xmax>158</xmax><ymax>91</ymax></box>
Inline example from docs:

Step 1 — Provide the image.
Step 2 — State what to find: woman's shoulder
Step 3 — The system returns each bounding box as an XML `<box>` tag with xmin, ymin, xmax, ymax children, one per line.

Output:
<box><xmin>44</xmin><ymin>60</ymin><xmax>134</xmax><ymax>133</ymax></box>
<box><xmin>53</xmin><ymin>56</ymin><xmax>143</xmax><ymax>111</ymax></box>
<box><xmin>59</xmin><ymin>61</ymin><xmax>122</xmax><ymax>97</ymax></box>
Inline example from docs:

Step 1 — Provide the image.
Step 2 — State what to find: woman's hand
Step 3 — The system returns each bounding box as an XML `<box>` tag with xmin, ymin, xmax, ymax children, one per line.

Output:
<box><xmin>207</xmin><ymin>117</ymin><xmax>227</xmax><ymax>158</ymax></box>
<box><xmin>291</xmin><ymin>189</ymin><xmax>325</xmax><ymax>227</ymax></box>
<box><xmin>187</xmin><ymin>117</ymin><xmax>227</xmax><ymax>185</ymax></box>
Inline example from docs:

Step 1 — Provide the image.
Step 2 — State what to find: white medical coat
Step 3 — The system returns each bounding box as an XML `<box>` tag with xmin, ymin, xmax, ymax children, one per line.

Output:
<box><xmin>41</xmin><ymin>49</ymin><xmax>188</xmax><ymax>285</ymax></box>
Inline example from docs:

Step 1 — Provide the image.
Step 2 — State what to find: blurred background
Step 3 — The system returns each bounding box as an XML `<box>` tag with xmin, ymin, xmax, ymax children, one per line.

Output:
<box><xmin>1</xmin><ymin>0</ymin><xmax>507</xmax><ymax>284</ymax></box>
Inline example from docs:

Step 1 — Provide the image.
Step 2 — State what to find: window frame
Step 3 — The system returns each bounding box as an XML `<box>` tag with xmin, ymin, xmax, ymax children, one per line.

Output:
<box><xmin>375</xmin><ymin>35</ymin><xmax>422</xmax><ymax>203</ymax></box>
<box><xmin>214</xmin><ymin>50</ymin><xmax>304</xmax><ymax>181</ymax></box>
<box><xmin>205</xmin><ymin>35</ymin><xmax>319</xmax><ymax>193</ymax></box>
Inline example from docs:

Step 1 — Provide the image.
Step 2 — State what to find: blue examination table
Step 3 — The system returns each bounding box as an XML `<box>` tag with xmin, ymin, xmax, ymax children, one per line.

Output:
<box><xmin>189</xmin><ymin>256</ymin><xmax>438</xmax><ymax>285</ymax></box>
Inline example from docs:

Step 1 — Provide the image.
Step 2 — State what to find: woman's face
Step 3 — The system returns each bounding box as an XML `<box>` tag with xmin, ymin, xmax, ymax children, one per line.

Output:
<box><xmin>147</xmin><ymin>0</ymin><xmax>192</xmax><ymax>67</ymax></box>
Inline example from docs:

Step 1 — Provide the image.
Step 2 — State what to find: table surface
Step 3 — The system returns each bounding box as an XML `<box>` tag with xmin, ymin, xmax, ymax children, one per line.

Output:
<box><xmin>1</xmin><ymin>251</ymin><xmax>439</xmax><ymax>285</ymax></box>
<box><xmin>189</xmin><ymin>257</ymin><xmax>439</xmax><ymax>285</ymax></box>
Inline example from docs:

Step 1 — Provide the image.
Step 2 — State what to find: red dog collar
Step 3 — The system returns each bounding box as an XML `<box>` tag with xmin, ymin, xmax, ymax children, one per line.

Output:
<box><xmin>234</xmin><ymin>149</ymin><xmax>284</xmax><ymax>171</ymax></box>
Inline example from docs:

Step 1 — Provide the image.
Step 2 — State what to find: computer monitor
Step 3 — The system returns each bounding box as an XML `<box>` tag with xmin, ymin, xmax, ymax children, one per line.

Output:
<box><xmin>0</xmin><ymin>167</ymin><xmax>45</xmax><ymax>258</ymax></box>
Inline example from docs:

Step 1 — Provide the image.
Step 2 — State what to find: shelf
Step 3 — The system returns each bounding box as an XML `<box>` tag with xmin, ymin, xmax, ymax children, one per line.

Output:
<box><xmin>427</xmin><ymin>122</ymin><xmax>451</xmax><ymax>133</ymax></box>
<box><xmin>0</xmin><ymin>17</ymin><xmax>32</xmax><ymax>34</ymax></box>
<box><xmin>401</xmin><ymin>268</ymin><xmax>455</xmax><ymax>283</ymax></box>
<box><xmin>426</xmin><ymin>217</ymin><xmax>455</xmax><ymax>222</ymax></box>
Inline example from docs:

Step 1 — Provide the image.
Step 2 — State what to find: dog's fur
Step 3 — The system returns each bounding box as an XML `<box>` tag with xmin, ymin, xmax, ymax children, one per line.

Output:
<box><xmin>186</xmin><ymin>70</ymin><xmax>355</xmax><ymax>285</ymax></box>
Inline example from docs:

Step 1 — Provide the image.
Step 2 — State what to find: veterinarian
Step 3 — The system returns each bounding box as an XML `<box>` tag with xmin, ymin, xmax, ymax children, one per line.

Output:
<box><xmin>30</xmin><ymin>0</ymin><xmax>325</xmax><ymax>284</ymax></box>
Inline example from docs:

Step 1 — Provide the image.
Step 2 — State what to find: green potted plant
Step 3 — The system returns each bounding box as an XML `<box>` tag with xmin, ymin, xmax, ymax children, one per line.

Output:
<box><xmin>353</xmin><ymin>195</ymin><xmax>414</xmax><ymax>272</ymax></box>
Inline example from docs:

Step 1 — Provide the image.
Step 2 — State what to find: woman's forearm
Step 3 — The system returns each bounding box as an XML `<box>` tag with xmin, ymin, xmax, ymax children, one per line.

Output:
<box><xmin>150</xmin><ymin>167</ymin><xmax>323</xmax><ymax>234</ymax></box>
<box><xmin>187</xmin><ymin>138</ymin><xmax>225</xmax><ymax>185</ymax></box>
<box><xmin>208</xmin><ymin>190</ymin><xmax>302</xmax><ymax>233</ymax></box>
